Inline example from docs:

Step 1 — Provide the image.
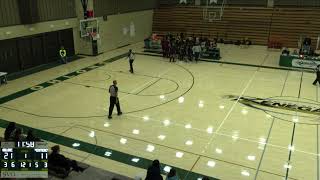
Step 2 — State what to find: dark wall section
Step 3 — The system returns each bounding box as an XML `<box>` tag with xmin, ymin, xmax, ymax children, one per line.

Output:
<box><xmin>17</xmin><ymin>0</ymin><xmax>40</xmax><ymax>24</ymax></box>
<box><xmin>94</xmin><ymin>0</ymin><xmax>158</xmax><ymax>17</ymax></box>
<box><xmin>0</xmin><ymin>29</ymin><xmax>74</xmax><ymax>74</ymax></box>
<box><xmin>0</xmin><ymin>0</ymin><xmax>21</xmax><ymax>27</ymax></box>
<box><xmin>158</xmin><ymin>0</ymin><xmax>320</xmax><ymax>6</ymax></box>
<box><xmin>37</xmin><ymin>0</ymin><xmax>76</xmax><ymax>22</ymax></box>
<box><xmin>0</xmin><ymin>0</ymin><xmax>76</xmax><ymax>27</ymax></box>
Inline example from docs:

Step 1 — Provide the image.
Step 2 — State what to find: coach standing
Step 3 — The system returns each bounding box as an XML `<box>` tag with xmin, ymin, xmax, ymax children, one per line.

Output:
<box><xmin>59</xmin><ymin>46</ymin><xmax>67</xmax><ymax>64</ymax></box>
<box><xmin>108</xmin><ymin>80</ymin><xmax>122</xmax><ymax>119</ymax></box>
<box><xmin>313</xmin><ymin>64</ymin><xmax>320</xmax><ymax>86</ymax></box>
<box><xmin>128</xmin><ymin>49</ymin><xmax>135</xmax><ymax>73</ymax></box>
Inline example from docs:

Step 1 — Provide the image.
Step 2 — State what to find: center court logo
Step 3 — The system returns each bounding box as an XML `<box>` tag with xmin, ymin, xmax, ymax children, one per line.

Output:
<box><xmin>225</xmin><ymin>95</ymin><xmax>320</xmax><ymax>124</ymax></box>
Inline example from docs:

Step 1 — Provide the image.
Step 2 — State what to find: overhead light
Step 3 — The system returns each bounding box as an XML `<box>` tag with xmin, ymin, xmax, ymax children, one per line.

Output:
<box><xmin>132</xmin><ymin>129</ymin><xmax>140</xmax><ymax>135</ymax></box>
<box><xmin>207</xmin><ymin>161</ymin><xmax>216</xmax><ymax>167</ymax></box>
<box><xmin>50</xmin><ymin>24</ymin><xmax>55</xmax><ymax>28</ymax></box>
<box><xmin>185</xmin><ymin>124</ymin><xmax>192</xmax><ymax>129</ymax></box>
<box><xmin>178</xmin><ymin>97</ymin><xmax>185</xmax><ymax>103</ymax></box>
<box><xmin>215</xmin><ymin>148</ymin><xmax>223</xmax><ymax>154</ymax></box>
<box><xmin>104</xmin><ymin>151</ymin><xmax>112</xmax><ymax>157</ymax></box>
<box><xmin>146</xmin><ymin>145</ymin><xmax>155</xmax><ymax>152</ymax></box>
<box><xmin>163</xmin><ymin>119</ymin><xmax>171</xmax><ymax>126</ymax></box>
<box><xmin>131</xmin><ymin>158</ymin><xmax>140</xmax><ymax>163</ymax></box>
<box><xmin>176</xmin><ymin>152</ymin><xmax>184</xmax><ymax>158</ymax></box>
<box><xmin>5</xmin><ymin>31</ymin><xmax>12</xmax><ymax>35</ymax></box>
<box><xmin>120</xmin><ymin>138</ymin><xmax>127</xmax><ymax>144</ymax></box>
<box><xmin>160</xmin><ymin>95</ymin><xmax>165</xmax><ymax>99</ymax></box>
<box><xmin>164</xmin><ymin>166</ymin><xmax>171</xmax><ymax>173</ymax></box>
<box><xmin>89</xmin><ymin>131</ymin><xmax>95</xmax><ymax>137</ymax></box>
<box><xmin>185</xmin><ymin>140</ymin><xmax>193</xmax><ymax>146</ymax></box>
<box><xmin>247</xmin><ymin>155</ymin><xmax>256</xmax><ymax>161</ymax></box>
<box><xmin>219</xmin><ymin>105</ymin><xmax>225</xmax><ymax>109</ymax></box>
<box><xmin>158</xmin><ymin>135</ymin><xmax>166</xmax><ymax>140</ymax></box>
<box><xmin>241</xmin><ymin>170</ymin><xmax>250</xmax><ymax>176</ymax></box>
<box><xmin>266</xmin><ymin>114</ymin><xmax>272</xmax><ymax>118</ymax></box>
<box><xmin>206</xmin><ymin>126</ymin><xmax>213</xmax><ymax>134</ymax></box>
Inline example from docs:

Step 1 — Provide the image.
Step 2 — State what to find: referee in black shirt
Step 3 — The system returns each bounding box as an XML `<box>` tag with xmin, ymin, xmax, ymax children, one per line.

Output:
<box><xmin>313</xmin><ymin>65</ymin><xmax>320</xmax><ymax>86</ymax></box>
<box><xmin>108</xmin><ymin>80</ymin><xmax>122</xmax><ymax>119</ymax></box>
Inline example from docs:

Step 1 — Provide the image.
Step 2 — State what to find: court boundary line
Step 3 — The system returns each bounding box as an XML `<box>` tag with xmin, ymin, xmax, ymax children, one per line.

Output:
<box><xmin>0</xmin><ymin>118</ymin><xmax>219</xmax><ymax>180</ymax></box>
<box><xmin>254</xmin><ymin>70</ymin><xmax>289</xmax><ymax>179</ymax></box>
<box><xmin>285</xmin><ymin>72</ymin><xmax>303</xmax><ymax>180</ymax></box>
<box><xmin>0</xmin><ymin>53</ymin><xmax>128</xmax><ymax>104</ymax></box>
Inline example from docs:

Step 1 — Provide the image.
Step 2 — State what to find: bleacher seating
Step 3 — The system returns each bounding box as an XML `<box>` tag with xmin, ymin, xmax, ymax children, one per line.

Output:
<box><xmin>153</xmin><ymin>6</ymin><xmax>320</xmax><ymax>48</ymax></box>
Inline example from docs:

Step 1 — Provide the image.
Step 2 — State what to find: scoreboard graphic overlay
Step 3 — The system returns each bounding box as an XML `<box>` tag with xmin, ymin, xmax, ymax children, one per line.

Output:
<box><xmin>1</xmin><ymin>141</ymin><xmax>48</xmax><ymax>178</ymax></box>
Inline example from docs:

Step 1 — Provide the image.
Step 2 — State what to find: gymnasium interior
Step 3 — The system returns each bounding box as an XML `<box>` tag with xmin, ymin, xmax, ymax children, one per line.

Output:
<box><xmin>0</xmin><ymin>0</ymin><xmax>320</xmax><ymax>179</ymax></box>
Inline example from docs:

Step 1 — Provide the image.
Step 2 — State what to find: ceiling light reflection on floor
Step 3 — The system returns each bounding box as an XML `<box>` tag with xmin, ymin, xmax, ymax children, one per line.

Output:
<box><xmin>131</xmin><ymin>158</ymin><xmax>140</xmax><ymax>163</ymax></box>
<box><xmin>247</xmin><ymin>155</ymin><xmax>256</xmax><ymax>161</ymax></box>
<box><xmin>176</xmin><ymin>152</ymin><xmax>184</xmax><ymax>158</ymax></box>
<box><xmin>206</xmin><ymin>126</ymin><xmax>213</xmax><ymax>134</ymax></box>
<box><xmin>178</xmin><ymin>97</ymin><xmax>184</xmax><ymax>103</ymax></box>
<box><xmin>185</xmin><ymin>124</ymin><xmax>192</xmax><ymax>129</ymax></box>
<box><xmin>207</xmin><ymin>160</ymin><xmax>216</xmax><ymax>168</ymax></box>
<box><xmin>158</xmin><ymin>135</ymin><xmax>166</xmax><ymax>140</ymax></box>
<box><xmin>284</xmin><ymin>163</ymin><xmax>292</xmax><ymax>169</ymax></box>
<box><xmin>120</xmin><ymin>138</ymin><xmax>127</xmax><ymax>144</ymax></box>
<box><xmin>104</xmin><ymin>151</ymin><xmax>112</xmax><ymax>157</ymax></box>
<box><xmin>72</xmin><ymin>143</ymin><xmax>80</xmax><ymax>147</ymax></box>
<box><xmin>104</xmin><ymin>122</ymin><xmax>110</xmax><ymax>127</ymax></box>
<box><xmin>288</xmin><ymin>145</ymin><xmax>295</xmax><ymax>152</ymax></box>
<box><xmin>163</xmin><ymin>119</ymin><xmax>171</xmax><ymax>126</ymax></box>
<box><xmin>215</xmin><ymin>148</ymin><xmax>223</xmax><ymax>154</ymax></box>
<box><xmin>146</xmin><ymin>145</ymin><xmax>155</xmax><ymax>152</ymax></box>
<box><xmin>143</xmin><ymin>116</ymin><xmax>150</xmax><ymax>121</ymax></box>
<box><xmin>89</xmin><ymin>131</ymin><xmax>95</xmax><ymax>137</ymax></box>
<box><xmin>292</xmin><ymin>116</ymin><xmax>299</xmax><ymax>123</ymax></box>
<box><xmin>132</xmin><ymin>129</ymin><xmax>140</xmax><ymax>135</ymax></box>
<box><xmin>241</xmin><ymin>170</ymin><xmax>250</xmax><ymax>176</ymax></box>
<box><xmin>185</xmin><ymin>140</ymin><xmax>193</xmax><ymax>146</ymax></box>
<box><xmin>241</xmin><ymin>109</ymin><xmax>248</xmax><ymax>115</ymax></box>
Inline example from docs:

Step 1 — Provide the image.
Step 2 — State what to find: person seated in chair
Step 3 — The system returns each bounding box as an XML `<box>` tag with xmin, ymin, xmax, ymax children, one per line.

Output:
<box><xmin>4</xmin><ymin>122</ymin><xmax>16</xmax><ymax>141</ymax></box>
<box><xmin>282</xmin><ymin>47</ymin><xmax>290</xmax><ymax>55</ymax></box>
<box><xmin>49</xmin><ymin>145</ymin><xmax>85</xmax><ymax>173</ymax></box>
<box><xmin>245</xmin><ymin>38</ymin><xmax>252</xmax><ymax>46</ymax></box>
<box><xmin>25</xmin><ymin>130</ymin><xmax>41</xmax><ymax>141</ymax></box>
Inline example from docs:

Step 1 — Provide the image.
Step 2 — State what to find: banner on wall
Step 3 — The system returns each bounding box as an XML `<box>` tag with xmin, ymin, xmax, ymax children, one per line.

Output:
<box><xmin>292</xmin><ymin>59</ymin><xmax>320</xmax><ymax>69</ymax></box>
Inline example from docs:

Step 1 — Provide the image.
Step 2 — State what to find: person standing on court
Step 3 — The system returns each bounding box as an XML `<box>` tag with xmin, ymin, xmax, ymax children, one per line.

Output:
<box><xmin>59</xmin><ymin>46</ymin><xmax>67</xmax><ymax>64</ymax></box>
<box><xmin>128</xmin><ymin>49</ymin><xmax>135</xmax><ymax>73</ymax></box>
<box><xmin>313</xmin><ymin>64</ymin><xmax>320</xmax><ymax>86</ymax></box>
<box><xmin>108</xmin><ymin>80</ymin><xmax>122</xmax><ymax>119</ymax></box>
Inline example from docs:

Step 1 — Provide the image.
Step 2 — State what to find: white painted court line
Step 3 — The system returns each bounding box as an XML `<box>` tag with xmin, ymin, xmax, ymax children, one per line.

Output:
<box><xmin>122</xmin><ymin>113</ymin><xmax>320</xmax><ymax>157</ymax></box>
<box><xmin>119</xmin><ymin>68</ymin><xmax>172</xmax><ymax>102</ymax></box>
<box><xmin>202</xmin><ymin>70</ymin><xmax>259</xmax><ymax>154</ymax></box>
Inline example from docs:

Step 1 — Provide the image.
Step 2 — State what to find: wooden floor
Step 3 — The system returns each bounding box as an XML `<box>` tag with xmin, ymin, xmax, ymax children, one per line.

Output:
<box><xmin>0</xmin><ymin>43</ymin><xmax>319</xmax><ymax>180</ymax></box>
